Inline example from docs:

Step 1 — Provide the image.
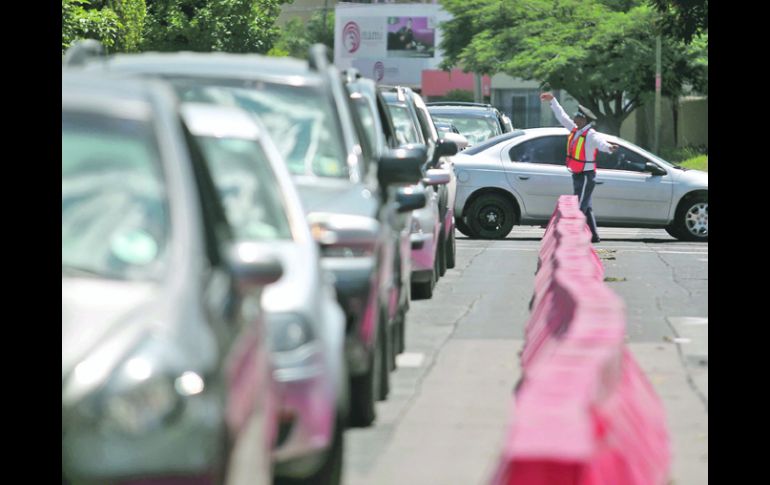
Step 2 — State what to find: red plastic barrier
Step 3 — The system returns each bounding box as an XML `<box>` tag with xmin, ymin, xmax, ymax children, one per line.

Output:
<box><xmin>492</xmin><ymin>196</ymin><xmax>670</xmax><ymax>485</ymax></box>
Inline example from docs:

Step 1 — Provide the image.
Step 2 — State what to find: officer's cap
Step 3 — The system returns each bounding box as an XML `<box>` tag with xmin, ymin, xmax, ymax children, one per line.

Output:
<box><xmin>574</xmin><ymin>104</ymin><xmax>598</xmax><ymax>121</ymax></box>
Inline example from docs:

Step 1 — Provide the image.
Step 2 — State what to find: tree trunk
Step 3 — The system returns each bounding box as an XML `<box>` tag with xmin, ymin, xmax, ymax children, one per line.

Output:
<box><xmin>597</xmin><ymin>116</ymin><xmax>622</xmax><ymax>136</ymax></box>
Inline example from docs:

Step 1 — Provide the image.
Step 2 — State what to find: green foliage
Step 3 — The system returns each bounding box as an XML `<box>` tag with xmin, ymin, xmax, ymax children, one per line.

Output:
<box><xmin>442</xmin><ymin>89</ymin><xmax>475</xmax><ymax>102</ymax></box>
<box><xmin>109</xmin><ymin>0</ymin><xmax>147</xmax><ymax>52</ymax></box>
<box><xmin>660</xmin><ymin>144</ymin><xmax>707</xmax><ymax>163</ymax></box>
<box><xmin>270</xmin><ymin>10</ymin><xmax>334</xmax><ymax>59</ymax></box>
<box><xmin>62</xmin><ymin>0</ymin><xmax>121</xmax><ymax>52</ymax></box>
<box><xmin>679</xmin><ymin>155</ymin><xmax>707</xmax><ymax>171</ymax></box>
<box><xmin>439</xmin><ymin>0</ymin><xmax>707</xmax><ymax>135</ymax></box>
<box><xmin>142</xmin><ymin>0</ymin><xmax>290</xmax><ymax>53</ymax></box>
<box><xmin>648</xmin><ymin>0</ymin><xmax>707</xmax><ymax>44</ymax></box>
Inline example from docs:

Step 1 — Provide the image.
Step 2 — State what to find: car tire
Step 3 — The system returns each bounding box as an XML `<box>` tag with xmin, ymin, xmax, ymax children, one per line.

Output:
<box><xmin>378</xmin><ymin>321</ymin><xmax>390</xmax><ymax>401</ymax></box>
<box><xmin>438</xmin><ymin>228</ymin><xmax>447</xmax><ymax>277</ymax></box>
<box><xmin>467</xmin><ymin>194</ymin><xmax>516</xmax><ymax>239</ymax></box>
<box><xmin>396</xmin><ymin>310</ymin><xmax>406</xmax><ymax>354</ymax></box>
<box><xmin>670</xmin><ymin>194</ymin><xmax>708</xmax><ymax>242</ymax></box>
<box><xmin>455</xmin><ymin>216</ymin><xmax>473</xmax><ymax>237</ymax></box>
<box><xmin>446</xmin><ymin>227</ymin><xmax>456</xmax><ymax>269</ymax></box>
<box><xmin>411</xmin><ymin>271</ymin><xmax>434</xmax><ymax>300</ymax></box>
<box><xmin>275</xmin><ymin>412</ymin><xmax>344</xmax><ymax>485</ymax></box>
<box><xmin>348</xmin><ymin>328</ymin><xmax>380</xmax><ymax>427</ymax></box>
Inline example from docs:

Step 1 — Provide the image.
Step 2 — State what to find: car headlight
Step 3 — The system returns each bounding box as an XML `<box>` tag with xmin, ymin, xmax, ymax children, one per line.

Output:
<box><xmin>101</xmin><ymin>376</ymin><xmax>182</xmax><ymax>435</ymax></box>
<box><xmin>268</xmin><ymin>314</ymin><xmax>314</xmax><ymax>352</ymax></box>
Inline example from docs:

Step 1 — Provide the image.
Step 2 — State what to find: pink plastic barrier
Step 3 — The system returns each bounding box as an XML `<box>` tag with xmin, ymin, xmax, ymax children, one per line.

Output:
<box><xmin>492</xmin><ymin>196</ymin><xmax>670</xmax><ymax>485</ymax></box>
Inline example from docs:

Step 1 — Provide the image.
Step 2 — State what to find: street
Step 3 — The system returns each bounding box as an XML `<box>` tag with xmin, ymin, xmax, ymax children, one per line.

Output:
<box><xmin>343</xmin><ymin>227</ymin><xmax>708</xmax><ymax>485</ymax></box>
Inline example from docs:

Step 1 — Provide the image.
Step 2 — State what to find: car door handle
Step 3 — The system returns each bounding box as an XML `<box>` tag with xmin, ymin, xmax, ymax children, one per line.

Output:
<box><xmin>518</xmin><ymin>176</ymin><xmax>530</xmax><ymax>180</ymax></box>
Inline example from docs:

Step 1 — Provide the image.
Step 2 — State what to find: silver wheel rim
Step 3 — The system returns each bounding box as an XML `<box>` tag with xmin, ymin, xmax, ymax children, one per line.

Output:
<box><xmin>685</xmin><ymin>202</ymin><xmax>708</xmax><ymax>237</ymax></box>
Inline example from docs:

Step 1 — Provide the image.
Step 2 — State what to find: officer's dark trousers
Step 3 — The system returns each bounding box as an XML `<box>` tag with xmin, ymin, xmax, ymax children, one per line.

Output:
<box><xmin>572</xmin><ymin>170</ymin><xmax>600</xmax><ymax>241</ymax></box>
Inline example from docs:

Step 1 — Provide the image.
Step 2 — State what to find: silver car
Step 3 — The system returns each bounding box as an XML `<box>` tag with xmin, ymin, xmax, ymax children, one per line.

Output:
<box><xmin>62</xmin><ymin>73</ymin><xmax>282</xmax><ymax>485</ymax></box>
<box><xmin>179</xmin><ymin>103</ymin><xmax>349</xmax><ymax>484</ymax></box>
<box><xmin>453</xmin><ymin>128</ymin><xmax>708</xmax><ymax>241</ymax></box>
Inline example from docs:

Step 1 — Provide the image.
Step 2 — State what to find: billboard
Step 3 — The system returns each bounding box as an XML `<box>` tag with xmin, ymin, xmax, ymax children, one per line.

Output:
<box><xmin>386</xmin><ymin>16</ymin><xmax>435</xmax><ymax>58</ymax></box>
<box><xmin>334</xmin><ymin>3</ymin><xmax>451</xmax><ymax>86</ymax></box>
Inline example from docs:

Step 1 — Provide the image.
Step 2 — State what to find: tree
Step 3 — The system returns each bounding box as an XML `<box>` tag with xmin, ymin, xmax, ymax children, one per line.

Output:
<box><xmin>62</xmin><ymin>0</ymin><xmax>121</xmax><ymax>52</ymax></box>
<box><xmin>439</xmin><ymin>0</ymin><xmax>706</xmax><ymax>135</ymax></box>
<box><xmin>649</xmin><ymin>0</ymin><xmax>707</xmax><ymax>44</ymax></box>
<box><xmin>268</xmin><ymin>10</ymin><xmax>334</xmax><ymax>59</ymax></box>
<box><xmin>142</xmin><ymin>0</ymin><xmax>290</xmax><ymax>53</ymax></box>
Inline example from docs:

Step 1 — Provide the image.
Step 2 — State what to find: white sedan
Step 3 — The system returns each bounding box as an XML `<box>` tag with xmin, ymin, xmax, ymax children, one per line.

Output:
<box><xmin>453</xmin><ymin>128</ymin><xmax>708</xmax><ymax>241</ymax></box>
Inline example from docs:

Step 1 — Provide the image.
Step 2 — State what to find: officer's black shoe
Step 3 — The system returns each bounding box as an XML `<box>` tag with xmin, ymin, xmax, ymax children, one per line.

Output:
<box><xmin>591</xmin><ymin>236</ymin><xmax>601</xmax><ymax>243</ymax></box>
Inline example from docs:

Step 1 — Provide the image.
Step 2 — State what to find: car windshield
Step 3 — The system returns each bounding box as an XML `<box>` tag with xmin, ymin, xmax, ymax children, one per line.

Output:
<box><xmin>174</xmin><ymin>80</ymin><xmax>348</xmax><ymax>179</ymax></box>
<box><xmin>62</xmin><ymin>111</ymin><xmax>169</xmax><ymax>281</ymax></box>
<box><xmin>195</xmin><ymin>136</ymin><xmax>293</xmax><ymax>242</ymax></box>
<box><xmin>384</xmin><ymin>102</ymin><xmax>421</xmax><ymax>145</ymax></box>
<box><xmin>431</xmin><ymin>114</ymin><xmax>501</xmax><ymax>145</ymax></box>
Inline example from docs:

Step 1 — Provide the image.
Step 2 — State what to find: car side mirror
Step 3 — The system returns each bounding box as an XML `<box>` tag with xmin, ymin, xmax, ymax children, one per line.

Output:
<box><xmin>645</xmin><ymin>162</ymin><xmax>667</xmax><ymax>176</ymax></box>
<box><xmin>226</xmin><ymin>242</ymin><xmax>283</xmax><ymax>290</ymax></box>
<box><xmin>431</xmin><ymin>138</ymin><xmax>458</xmax><ymax>165</ymax></box>
<box><xmin>378</xmin><ymin>144</ymin><xmax>428</xmax><ymax>187</ymax></box>
<box><xmin>307</xmin><ymin>212</ymin><xmax>380</xmax><ymax>257</ymax></box>
<box><xmin>442</xmin><ymin>132</ymin><xmax>469</xmax><ymax>151</ymax></box>
<box><xmin>396</xmin><ymin>186</ymin><xmax>427</xmax><ymax>213</ymax></box>
<box><xmin>423</xmin><ymin>168</ymin><xmax>451</xmax><ymax>186</ymax></box>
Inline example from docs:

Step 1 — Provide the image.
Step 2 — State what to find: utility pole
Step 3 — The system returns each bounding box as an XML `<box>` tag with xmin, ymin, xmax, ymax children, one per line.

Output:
<box><xmin>474</xmin><ymin>73</ymin><xmax>483</xmax><ymax>103</ymax></box>
<box><xmin>654</xmin><ymin>35</ymin><xmax>662</xmax><ymax>154</ymax></box>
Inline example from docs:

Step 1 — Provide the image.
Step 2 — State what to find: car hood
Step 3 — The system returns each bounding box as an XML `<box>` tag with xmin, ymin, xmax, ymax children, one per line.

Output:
<box><xmin>62</xmin><ymin>276</ymin><xmax>219</xmax><ymax>403</ymax></box>
<box><xmin>674</xmin><ymin>167</ymin><xmax>708</xmax><ymax>187</ymax></box>
<box><xmin>62</xmin><ymin>278</ymin><xmax>159</xmax><ymax>381</ymax></box>
<box><xmin>293</xmin><ymin>177</ymin><xmax>378</xmax><ymax>218</ymax></box>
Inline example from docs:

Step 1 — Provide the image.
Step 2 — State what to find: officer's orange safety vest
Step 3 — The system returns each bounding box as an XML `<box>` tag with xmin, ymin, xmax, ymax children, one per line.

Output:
<box><xmin>566</xmin><ymin>128</ymin><xmax>597</xmax><ymax>173</ymax></box>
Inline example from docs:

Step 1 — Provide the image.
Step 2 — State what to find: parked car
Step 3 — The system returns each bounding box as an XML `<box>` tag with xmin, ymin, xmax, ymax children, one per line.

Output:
<box><xmin>179</xmin><ymin>102</ymin><xmax>348</xmax><ymax>484</ymax></box>
<box><xmin>406</xmin><ymin>90</ymin><xmax>460</xmax><ymax>277</ymax></box>
<box><xmin>62</xmin><ymin>72</ymin><xmax>282</xmax><ymax>485</ymax></box>
<box><xmin>341</xmin><ymin>70</ymin><xmax>428</xmax><ymax>366</ymax></box>
<box><xmin>452</xmin><ymin>128</ymin><xmax>708</xmax><ymax>241</ymax></box>
<box><xmin>77</xmin><ymin>45</ymin><xmax>425</xmax><ymax>426</ymax></box>
<box><xmin>380</xmin><ymin>86</ymin><xmax>456</xmax><ymax>298</ymax></box>
<box><xmin>427</xmin><ymin>102</ymin><xmax>512</xmax><ymax>146</ymax></box>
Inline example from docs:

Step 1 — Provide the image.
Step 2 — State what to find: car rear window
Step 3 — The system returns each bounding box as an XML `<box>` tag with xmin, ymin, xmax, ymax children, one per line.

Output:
<box><xmin>464</xmin><ymin>131</ymin><xmax>526</xmax><ymax>155</ymax></box>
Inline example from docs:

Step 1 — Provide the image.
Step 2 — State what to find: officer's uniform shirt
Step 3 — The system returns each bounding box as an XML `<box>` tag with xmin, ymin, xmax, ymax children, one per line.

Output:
<box><xmin>549</xmin><ymin>98</ymin><xmax>615</xmax><ymax>166</ymax></box>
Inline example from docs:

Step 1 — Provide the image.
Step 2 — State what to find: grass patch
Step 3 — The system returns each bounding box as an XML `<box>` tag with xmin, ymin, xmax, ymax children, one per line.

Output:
<box><xmin>679</xmin><ymin>155</ymin><xmax>708</xmax><ymax>172</ymax></box>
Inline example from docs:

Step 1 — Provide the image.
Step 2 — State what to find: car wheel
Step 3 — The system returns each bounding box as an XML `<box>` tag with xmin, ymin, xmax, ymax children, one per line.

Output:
<box><xmin>378</xmin><ymin>321</ymin><xmax>390</xmax><ymax>401</ymax></box>
<box><xmin>455</xmin><ymin>216</ymin><xmax>472</xmax><ymax>237</ymax></box>
<box><xmin>411</xmin><ymin>271</ymin><xmax>434</xmax><ymax>300</ymax></box>
<box><xmin>672</xmin><ymin>195</ymin><xmax>708</xmax><ymax>242</ymax></box>
<box><xmin>349</xmin><ymin>330</ymin><xmax>379</xmax><ymax>427</ymax></box>
<box><xmin>396</xmin><ymin>309</ymin><xmax>406</xmax><ymax>354</ymax></box>
<box><xmin>467</xmin><ymin>194</ymin><xmax>516</xmax><ymax>239</ymax></box>
<box><xmin>446</xmin><ymin>228</ymin><xmax>456</xmax><ymax>269</ymax></box>
<box><xmin>438</xmin><ymin>228</ymin><xmax>447</xmax><ymax>277</ymax></box>
<box><xmin>275</xmin><ymin>412</ymin><xmax>344</xmax><ymax>485</ymax></box>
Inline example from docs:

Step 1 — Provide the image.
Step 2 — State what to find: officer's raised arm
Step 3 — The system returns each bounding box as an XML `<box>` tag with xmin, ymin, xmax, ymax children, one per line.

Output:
<box><xmin>540</xmin><ymin>92</ymin><xmax>576</xmax><ymax>131</ymax></box>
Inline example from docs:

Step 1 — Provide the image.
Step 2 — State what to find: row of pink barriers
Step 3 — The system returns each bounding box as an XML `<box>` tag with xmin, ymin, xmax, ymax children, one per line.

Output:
<box><xmin>491</xmin><ymin>195</ymin><xmax>671</xmax><ymax>485</ymax></box>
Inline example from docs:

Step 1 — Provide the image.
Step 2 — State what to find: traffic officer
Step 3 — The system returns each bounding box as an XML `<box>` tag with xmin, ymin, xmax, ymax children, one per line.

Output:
<box><xmin>540</xmin><ymin>92</ymin><xmax>617</xmax><ymax>243</ymax></box>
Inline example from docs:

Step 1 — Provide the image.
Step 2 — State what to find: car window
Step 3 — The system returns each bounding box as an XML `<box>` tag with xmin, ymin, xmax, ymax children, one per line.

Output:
<box><xmin>385</xmin><ymin>102</ymin><xmax>422</xmax><ymax>145</ymax></box>
<box><xmin>174</xmin><ymin>81</ymin><xmax>348</xmax><ymax>179</ymax></box>
<box><xmin>62</xmin><ymin>111</ymin><xmax>169</xmax><ymax>280</ymax></box>
<box><xmin>509</xmin><ymin>136</ymin><xmax>567</xmax><ymax>165</ymax></box>
<box><xmin>195</xmin><ymin>136</ymin><xmax>293</xmax><ymax>242</ymax></box>
<box><xmin>431</xmin><ymin>114</ymin><xmax>501</xmax><ymax>146</ymax></box>
<box><xmin>596</xmin><ymin>146</ymin><xmax>650</xmax><ymax>172</ymax></box>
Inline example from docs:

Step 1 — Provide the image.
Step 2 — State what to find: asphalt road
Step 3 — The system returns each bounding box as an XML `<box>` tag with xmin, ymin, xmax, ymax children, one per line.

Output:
<box><xmin>342</xmin><ymin>226</ymin><xmax>708</xmax><ymax>485</ymax></box>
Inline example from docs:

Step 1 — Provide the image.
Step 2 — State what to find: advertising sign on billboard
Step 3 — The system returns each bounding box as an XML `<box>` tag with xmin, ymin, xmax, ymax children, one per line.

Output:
<box><xmin>386</xmin><ymin>16</ymin><xmax>436</xmax><ymax>58</ymax></box>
